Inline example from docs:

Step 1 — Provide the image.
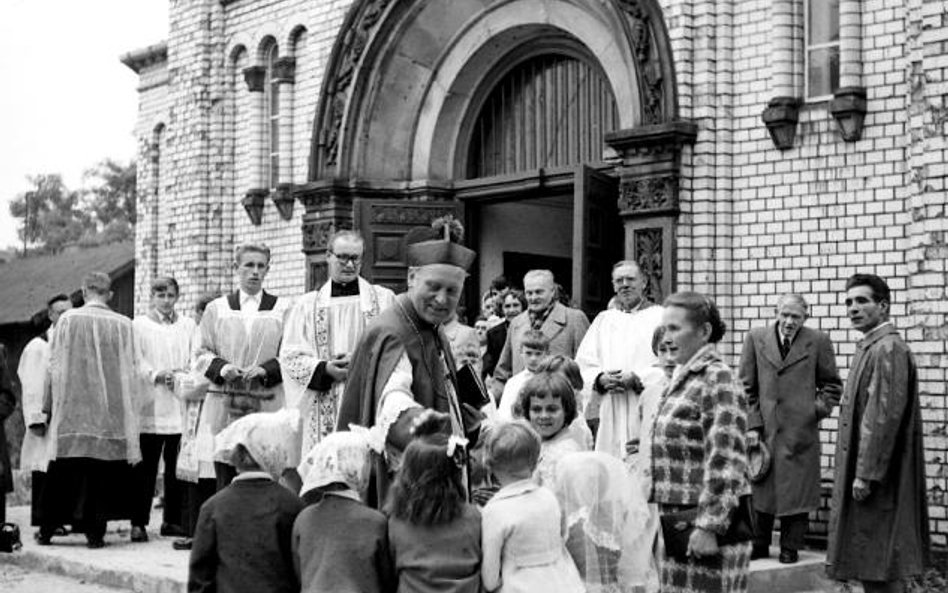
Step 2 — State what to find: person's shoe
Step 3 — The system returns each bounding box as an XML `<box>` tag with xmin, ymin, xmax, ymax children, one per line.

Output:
<box><xmin>750</xmin><ymin>545</ymin><xmax>770</xmax><ymax>560</ymax></box>
<box><xmin>86</xmin><ymin>537</ymin><xmax>107</xmax><ymax>549</ymax></box>
<box><xmin>34</xmin><ymin>530</ymin><xmax>53</xmax><ymax>546</ymax></box>
<box><xmin>172</xmin><ymin>537</ymin><xmax>193</xmax><ymax>551</ymax></box>
<box><xmin>52</xmin><ymin>526</ymin><xmax>69</xmax><ymax>537</ymax></box>
<box><xmin>130</xmin><ymin>525</ymin><xmax>149</xmax><ymax>543</ymax></box>
<box><xmin>778</xmin><ymin>548</ymin><xmax>799</xmax><ymax>564</ymax></box>
<box><xmin>160</xmin><ymin>523</ymin><xmax>186</xmax><ymax>537</ymax></box>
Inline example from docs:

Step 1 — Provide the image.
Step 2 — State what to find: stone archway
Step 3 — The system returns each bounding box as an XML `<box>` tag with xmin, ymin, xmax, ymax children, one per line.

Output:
<box><xmin>296</xmin><ymin>0</ymin><xmax>695</xmax><ymax>298</ymax></box>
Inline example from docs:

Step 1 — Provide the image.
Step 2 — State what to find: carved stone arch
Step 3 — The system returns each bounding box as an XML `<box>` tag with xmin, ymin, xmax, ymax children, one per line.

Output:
<box><xmin>256</xmin><ymin>34</ymin><xmax>279</xmax><ymax>62</ymax></box>
<box><xmin>286</xmin><ymin>25</ymin><xmax>307</xmax><ymax>56</ymax></box>
<box><xmin>227</xmin><ymin>42</ymin><xmax>248</xmax><ymax>65</ymax></box>
<box><xmin>300</xmin><ymin>0</ymin><xmax>695</xmax><ymax>299</ymax></box>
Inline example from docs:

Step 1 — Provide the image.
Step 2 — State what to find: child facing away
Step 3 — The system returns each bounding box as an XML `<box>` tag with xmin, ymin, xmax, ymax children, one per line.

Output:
<box><xmin>516</xmin><ymin>372</ymin><xmax>590</xmax><ymax>486</ymax></box>
<box><xmin>497</xmin><ymin>329</ymin><xmax>550</xmax><ymax>420</ymax></box>
<box><xmin>480</xmin><ymin>420</ymin><xmax>584</xmax><ymax>593</ymax></box>
<box><xmin>188</xmin><ymin>410</ymin><xmax>303</xmax><ymax>593</ymax></box>
<box><xmin>553</xmin><ymin>452</ymin><xmax>656</xmax><ymax>593</ymax></box>
<box><xmin>385</xmin><ymin>412</ymin><xmax>482</xmax><ymax>593</ymax></box>
<box><xmin>293</xmin><ymin>430</ymin><xmax>394</xmax><ymax>593</ymax></box>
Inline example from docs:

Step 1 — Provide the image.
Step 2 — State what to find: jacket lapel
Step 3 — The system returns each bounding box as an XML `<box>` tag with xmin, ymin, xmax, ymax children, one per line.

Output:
<box><xmin>759</xmin><ymin>325</ymin><xmax>783</xmax><ymax>368</ymax></box>
<box><xmin>541</xmin><ymin>303</ymin><xmax>568</xmax><ymax>342</ymax></box>
<box><xmin>780</xmin><ymin>328</ymin><xmax>813</xmax><ymax>371</ymax></box>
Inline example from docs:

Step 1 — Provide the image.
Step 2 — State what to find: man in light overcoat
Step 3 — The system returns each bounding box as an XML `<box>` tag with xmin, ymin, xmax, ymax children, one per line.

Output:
<box><xmin>739</xmin><ymin>293</ymin><xmax>842</xmax><ymax>564</ymax></box>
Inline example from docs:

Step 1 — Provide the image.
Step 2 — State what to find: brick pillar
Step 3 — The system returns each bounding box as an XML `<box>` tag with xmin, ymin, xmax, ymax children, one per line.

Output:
<box><xmin>905</xmin><ymin>0</ymin><xmax>948</xmax><ymax>549</ymax></box>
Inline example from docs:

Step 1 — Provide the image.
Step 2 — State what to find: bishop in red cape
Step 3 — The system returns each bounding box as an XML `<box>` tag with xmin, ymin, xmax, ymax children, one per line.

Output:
<box><xmin>336</xmin><ymin>217</ymin><xmax>481</xmax><ymax>508</ymax></box>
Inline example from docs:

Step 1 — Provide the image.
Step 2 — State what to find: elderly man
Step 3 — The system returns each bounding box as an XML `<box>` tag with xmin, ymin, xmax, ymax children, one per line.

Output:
<box><xmin>40</xmin><ymin>272</ymin><xmax>139</xmax><ymax>548</ymax></box>
<box><xmin>337</xmin><ymin>218</ymin><xmax>481</xmax><ymax>507</ymax></box>
<box><xmin>576</xmin><ymin>260</ymin><xmax>664</xmax><ymax>454</ymax></box>
<box><xmin>491</xmin><ymin>270</ymin><xmax>589</xmax><ymax>396</ymax></box>
<box><xmin>281</xmin><ymin>230</ymin><xmax>395</xmax><ymax>459</ymax></box>
<box><xmin>18</xmin><ymin>294</ymin><xmax>72</xmax><ymax>536</ymax></box>
<box><xmin>194</xmin><ymin>243</ymin><xmax>290</xmax><ymax>490</ymax></box>
<box><xmin>739</xmin><ymin>293</ymin><xmax>842</xmax><ymax>563</ymax></box>
<box><xmin>827</xmin><ymin>275</ymin><xmax>929</xmax><ymax>593</ymax></box>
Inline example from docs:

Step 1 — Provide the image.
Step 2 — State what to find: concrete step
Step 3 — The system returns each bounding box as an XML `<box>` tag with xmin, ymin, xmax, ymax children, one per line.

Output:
<box><xmin>1</xmin><ymin>504</ymin><xmax>849</xmax><ymax>593</ymax></box>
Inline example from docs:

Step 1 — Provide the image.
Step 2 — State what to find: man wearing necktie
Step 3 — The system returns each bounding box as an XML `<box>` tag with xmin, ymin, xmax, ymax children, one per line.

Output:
<box><xmin>738</xmin><ymin>293</ymin><xmax>842</xmax><ymax>563</ymax></box>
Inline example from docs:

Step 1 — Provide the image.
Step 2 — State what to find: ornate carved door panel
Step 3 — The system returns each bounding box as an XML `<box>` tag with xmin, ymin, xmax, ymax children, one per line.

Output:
<box><xmin>354</xmin><ymin>199</ymin><xmax>464</xmax><ymax>293</ymax></box>
<box><xmin>572</xmin><ymin>165</ymin><xmax>622</xmax><ymax>317</ymax></box>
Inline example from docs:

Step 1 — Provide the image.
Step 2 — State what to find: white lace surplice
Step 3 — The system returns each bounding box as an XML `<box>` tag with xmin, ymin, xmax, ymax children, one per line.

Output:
<box><xmin>133</xmin><ymin>315</ymin><xmax>196</xmax><ymax>434</ymax></box>
<box><xmin>18</xmin><ymin>336</ymin><xmax>53</xmax><ymax>472</ymax></box>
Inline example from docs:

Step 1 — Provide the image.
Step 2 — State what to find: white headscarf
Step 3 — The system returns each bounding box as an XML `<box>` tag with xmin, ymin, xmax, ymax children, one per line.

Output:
<box><xmin>214</xmin><ymin>409</ymin><xmax>300</xmax><ymax>479</ymax></box>
<box><xmin>298</xmin><ymin>429</ymin><xmax>371</xmax><ymax>499</ymax></box>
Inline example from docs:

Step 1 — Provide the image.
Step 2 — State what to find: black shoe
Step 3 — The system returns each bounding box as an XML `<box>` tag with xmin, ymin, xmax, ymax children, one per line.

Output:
<box><xmin>130</xmin><ymin>525</ymin><xmax>149</xmax><ymax>543</ymax></box>
<box><xmin>160</xmin><ymin>523</ymin><xmax>186</xmax><ymax>537</ymax></box>
<box><xmin>751</xmin><ymin>545</ymin><xmax>770</xmax><ymax>560</ymax></box>
<box><xmin>172</xmin><ymin>537</ymin><xmax>193</xmax><ymax>551</ymax></box>
<box><xmin>778</xmin><ymin>549</ymin><xmax>799</xmax><ymax>564</ymax></box>
<box><xmin>86</xmin><ymin>537</ymin><xmax>107</xmax><ymax>549</ymax></box>
<box><xmin>34</xmin><ymin>530</ymin><xmax>53</xmax><ymax>545</ymax></box>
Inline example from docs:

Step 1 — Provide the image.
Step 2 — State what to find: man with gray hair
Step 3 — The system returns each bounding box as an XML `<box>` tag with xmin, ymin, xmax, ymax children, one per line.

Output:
<box><xmin>739</xmin><ymin>292</ymin><xmax>842</xmax><ymax>563</ymax></box>
<box><xmin>576</xmin><ymin>260</ymin><xmax>664</xmax><ymax>453</ymax></box>
<box><xmin>491</xmin><ymin>269</ymin><xmax>589</xmax><ymax>396</ymax></box>
<box><xmin>281</xmin><ymin>230</ymin><xmax>395</xmax><ymax>461</ymax></box>
<box><xmin>39</xmin><ymin>272</ymin><xmax>139</xmax><ymax>548</ymax></box>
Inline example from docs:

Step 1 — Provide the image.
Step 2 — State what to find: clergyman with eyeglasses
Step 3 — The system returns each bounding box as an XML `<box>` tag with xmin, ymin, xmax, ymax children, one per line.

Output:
<box><xmin>280</xmin><ymin>230</ymin><xmax>395</xmax><ymax>466</ymax></box>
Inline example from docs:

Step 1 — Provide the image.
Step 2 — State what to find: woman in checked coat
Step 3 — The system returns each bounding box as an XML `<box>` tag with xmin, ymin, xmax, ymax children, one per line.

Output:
<box><xmin>649</xmin><ymin>292</ymin><xmax>752</xmax><ymax>593</ymax></box>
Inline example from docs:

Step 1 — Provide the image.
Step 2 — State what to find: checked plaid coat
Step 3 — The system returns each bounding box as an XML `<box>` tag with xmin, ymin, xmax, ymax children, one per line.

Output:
<box><xmin>649</xmin><ymin>344</ymin><xmax>751</xmax><ymax>533</ymax></box>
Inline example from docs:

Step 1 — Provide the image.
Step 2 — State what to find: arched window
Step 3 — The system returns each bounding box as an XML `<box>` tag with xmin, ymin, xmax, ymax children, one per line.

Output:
<box><xmin>264</xmin><ymin>42</ymin><xmax>280</xmax><ymax>189</ymax></box>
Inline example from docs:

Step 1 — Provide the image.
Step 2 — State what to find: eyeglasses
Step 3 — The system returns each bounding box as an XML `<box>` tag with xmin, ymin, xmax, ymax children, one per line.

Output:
<box><xmin>329</xmin><ymin>251</ymin><xmax>362</xmax><ymax>265</ymax></box>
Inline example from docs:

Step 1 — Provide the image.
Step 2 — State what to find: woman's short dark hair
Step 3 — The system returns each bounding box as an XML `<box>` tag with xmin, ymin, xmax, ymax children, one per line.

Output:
<box><xmin>662</xmin><ymin>291</ymin><xmax>727</xmax><ymax>343</ymax></box>
<box><xmin>516</xmin><ymin>371</ymin><xmax>578</xmax><ymax>426</ymax></box>
<box><xmin>500</xmin><ymin>288</ymin><xmax>527</xmax><ymax>310</ymax></box>
<box><xmin>651</xmin><ymin>325</ymin><xmax>666</xmax><ymax>356</ymax></box>
<box><xmin>385</xmin><ymin>414</ymin><xmax>465</xmax><ymax>526</ymax></box>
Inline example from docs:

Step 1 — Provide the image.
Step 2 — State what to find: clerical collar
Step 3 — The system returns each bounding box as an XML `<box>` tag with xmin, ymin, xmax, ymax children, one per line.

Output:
<box><xmin>330</xmin><ymin>280</ymin><xmax>360</xmax><ymax>297</ymax></box>
<box><xmin>616</xmin><ymin>298</ymin><xmax>652</xmax><ymax>314</ymax></box>
<box><xmin>240</xmin><ymin>289</ymin><xmax>261</xmax><ymax>305</ymax></box>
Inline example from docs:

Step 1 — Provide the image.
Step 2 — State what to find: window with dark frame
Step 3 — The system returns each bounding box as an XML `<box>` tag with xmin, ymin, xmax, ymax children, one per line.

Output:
<box><xmin>265</xmin><ymin>43</ymin><xmax>280</xmax><ymax>189</ymax></box>
<box><xmin>805</xmin><ymin>0</ymin><xmax>840</xmax><ymax>100</ymax></box>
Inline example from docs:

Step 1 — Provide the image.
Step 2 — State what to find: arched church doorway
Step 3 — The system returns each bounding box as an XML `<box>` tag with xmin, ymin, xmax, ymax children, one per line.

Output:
<box><xmin>298</xmin><ymin>0</ymin><xmax>695</xmax><ymax>316</ymax></box>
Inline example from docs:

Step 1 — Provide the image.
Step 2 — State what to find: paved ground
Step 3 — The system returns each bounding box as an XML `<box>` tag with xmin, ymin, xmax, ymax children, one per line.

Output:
<box><xmin>0</xmin><ymin>503</ymin><xmax>847</xmax><ymax>593</ymax></box>
<box><xmin>0</xmin><ymin>564</ymin><xmax>131</xmax><ymax>593</ymax></box>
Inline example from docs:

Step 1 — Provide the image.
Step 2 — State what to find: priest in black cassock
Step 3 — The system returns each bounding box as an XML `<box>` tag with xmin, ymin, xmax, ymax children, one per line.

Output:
<box><xmin>336</xmin><ymin>217</ymin><xmax>483</xmax><ymax>508</ymax></box>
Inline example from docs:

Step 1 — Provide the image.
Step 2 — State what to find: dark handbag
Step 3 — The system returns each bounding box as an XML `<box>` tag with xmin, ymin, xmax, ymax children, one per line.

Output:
<box><xmin>660</xmin><ymin>495</ymin><xmax>757</xmax><ymax>561</ymax></box>
<box><xmin>0</xmin><ymin>522</ymin><xmax>22</xmax><ymax>553</ymax></box>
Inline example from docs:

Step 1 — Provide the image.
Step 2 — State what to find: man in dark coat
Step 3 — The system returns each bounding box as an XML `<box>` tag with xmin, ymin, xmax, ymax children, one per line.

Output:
<box><xmin>827</xmin><ymin>274</ymin><xmax>930</xmax><ymax>593</ymax></box>
<box><xmin>336</xmin><ymin>217</ymin><xmax>481</xmax><ymax>508</ymax></box>
<box><xmin>739</xmin><ymin>293</ymin><xmax>842</xmax><ymax>563</ymax></box>
<box><xmin>0</xmin><ymin>344</ymin><xmax>15</xmax><ymax>524</ymax></box>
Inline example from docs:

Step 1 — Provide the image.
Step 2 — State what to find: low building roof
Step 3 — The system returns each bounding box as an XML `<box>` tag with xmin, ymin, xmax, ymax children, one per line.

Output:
<box><xmin>0</xmin><ymin>242</ymin><xmax>134</xmax><ymax>325</ymax></box>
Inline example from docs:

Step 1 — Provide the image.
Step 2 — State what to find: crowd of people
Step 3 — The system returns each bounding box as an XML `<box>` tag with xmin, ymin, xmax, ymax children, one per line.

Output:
<box><xmin>0</xmin><ymin>217</ymin><xmax>932</xmax><ymax>593</ymax></box>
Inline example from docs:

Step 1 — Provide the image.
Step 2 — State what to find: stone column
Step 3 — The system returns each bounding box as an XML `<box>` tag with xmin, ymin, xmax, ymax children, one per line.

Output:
<box><xmin>605</xmin><ymin>121</ymin><xmax>697</xmax><ymax>302</ymax></box>
<box><xmin>272</xmin><ymin>57</ymin><xmax>296</xmax><ymax>220</ymax></box>
<box><xmin>830</xmin><ymin>0</ymin><xmax>867</xmax><ymax>141</ymax></box>
<box><xmin>295</xmin><ymin>181</ymin><xmax>355</xmax><ymax>289</ymax></box>
<box><xmin>762</xmin><ymin>0</ymin><xmax>802</xmax><ymax>150</ymax></box>
<box><xmin>242</xmin><ymin>65</ymin><xmax>267</xmax><ymax>224</ymax></box>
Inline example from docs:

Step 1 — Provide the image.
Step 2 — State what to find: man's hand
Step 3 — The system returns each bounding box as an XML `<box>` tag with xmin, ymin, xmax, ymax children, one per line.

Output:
<box><xmin>599</xmin><ymin>370</ymin><xmax>624</xmax><ymax>392</ymax></box>
<box><xmin>154</xmin><ymin>370</ymin><xmax>176</xmax><ymax>390</ymax></box>
<box><xmin>28</xmin><ymin>423</ymin><xmax>47</xmax><ymax>437</ymax></box>
<box><xmin>624</xmin><ymin>438</ymin><xmax>640</xmax><ymax>456</ymax></box>
<box><xmin>619</xmin><ymin>371</ymin><xmax>644</xmax><ymax>394</ymax></box>
<box><xmin>687</xmin><ymin>527</ymin><xmax>719</xmax><ymax>559</ymax></box>
<box><xmin>220</xmin><ymin>365</ymin><xmax>243</xmax><ymax>383</ymax></box>
<box><xmin>852</xmin><ymin>477</ymin><xmax>871</xmax><ymax>502</ymax></box>
<box><xmin>244</xmin><ymin>366</ymin><xmax>268</xmax><ymax>383</ymax></box>
<box><xmin>747</xmin><ymin>430</ymin><xmax>761</xmax><ymax>448</ymax></box>
<box><xmin>326</xmin><ymin>355</ymin><xmax>350</xmax><ymax>383</ymax></box>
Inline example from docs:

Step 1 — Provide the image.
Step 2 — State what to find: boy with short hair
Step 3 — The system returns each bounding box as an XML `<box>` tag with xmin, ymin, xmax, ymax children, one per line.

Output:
<box><xmin>497</xmin><ymin>330</ymin><xmax>550</xmax><ymax>420</ymax></box>
<box><xmin>188</xmin><ymin>411</ymin><xmax>303</xmax><ymax>593</ymax></box>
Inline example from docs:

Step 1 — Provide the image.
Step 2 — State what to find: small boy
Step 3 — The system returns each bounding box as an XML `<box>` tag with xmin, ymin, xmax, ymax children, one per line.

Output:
<box><xmin>497</xmin><ymin>330</ymin><xmax>550</xmax><ymax>420</ymax></box>
<box><xmin>188</xmin><ymin>412</ymin><xmax>303</xmax><ymax>593</ymax></box>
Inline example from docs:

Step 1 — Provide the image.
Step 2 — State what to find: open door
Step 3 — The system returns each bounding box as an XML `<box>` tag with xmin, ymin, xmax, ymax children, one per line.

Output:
<box><xmin>572</xmin><ymin>165</ymin><xmax>622</xmax><ymax>318</ymax></box>
<box><xmin>354</xmin><ymin>198</ymin><xmax>465</xmax><ymax>294</ymax></box>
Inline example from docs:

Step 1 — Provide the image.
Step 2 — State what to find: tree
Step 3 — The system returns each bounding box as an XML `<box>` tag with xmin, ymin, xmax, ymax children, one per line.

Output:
<box><xmin>82</xmin><ymin>159</ymin><xmax>136</xmax><ymax>227</ymax></box>
<box><xmin>9</xmin><ymin>174</ymin><xmax>88</xmax><ymax>253</ymax></box>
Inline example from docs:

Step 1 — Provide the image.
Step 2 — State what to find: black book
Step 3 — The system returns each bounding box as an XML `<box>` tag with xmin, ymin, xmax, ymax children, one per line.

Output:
<box><xmin>456</xmin><ymin>363</ymin><xmax>491</xmax><ymax>409</ymax></box>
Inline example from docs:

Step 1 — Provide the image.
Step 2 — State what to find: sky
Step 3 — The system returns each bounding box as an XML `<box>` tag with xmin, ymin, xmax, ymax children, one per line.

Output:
<box><xmin>0</xmin><ymin>0</ymin><xmax>168</xmax><ymax>250</ymax></box>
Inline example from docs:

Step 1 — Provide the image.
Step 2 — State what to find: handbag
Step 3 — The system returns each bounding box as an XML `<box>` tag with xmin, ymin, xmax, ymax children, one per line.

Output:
<box><xmin>660</xmin><ymin>494</ymin><xmax>757</xmax><ymax>561</ymax></box>
<box><xmin>0</xmin><ymin>522</ymin><xmax>22</xmax><ymax>553</ymax></box>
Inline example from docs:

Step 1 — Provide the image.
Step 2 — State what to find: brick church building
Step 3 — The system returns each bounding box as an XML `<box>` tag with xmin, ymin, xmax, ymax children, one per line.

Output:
<box><xmin>123</xmin><ymin>0</ymin><xmax>947</xmax><ymax>545</ymax></box>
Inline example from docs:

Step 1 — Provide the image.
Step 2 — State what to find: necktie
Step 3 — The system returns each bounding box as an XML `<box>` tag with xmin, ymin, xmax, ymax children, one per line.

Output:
<box><xmin>782</xmin><ymin>337</ymin><xmax>791</xmax><ymax>358</ymax></box>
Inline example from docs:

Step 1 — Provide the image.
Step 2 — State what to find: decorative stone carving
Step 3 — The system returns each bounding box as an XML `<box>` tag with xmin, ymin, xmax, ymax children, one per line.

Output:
<box><xmin>762</xmin><ymin>96</ymin><xmax>802</xmax><ymax>150</ymax></box>
<box><xmin>271</xmin><ymin>184</ymin><xmax>295</xmax><ymax>220</ymax></box>
<box><xmin>272</xmin><ymin>57</ymin><xmax>296</xmax><ymax>84</ymax></box>
<box><xmin>302</xmin><ymin>220</ymin><xmax>335</xmax><ymax>252</ymax></box>
<box><xmin>618</xmin><ymin>176</ymin><xmax>678</xmax><ymax>215</ymax></box>
<box><xmin>243</xmin><ymin>66</ymin><xmax>266</xmax><ymax>92</ymax></box>
<box><xmin>320</xmin><ymin>0</ymin><xmax>393</xmax><ymax>168</ymax></box>
<box><xmin>369</xmin><ymin>205</ymin><xmax>456</xmax><ymax>225</ymax></box>
<box><xmin>634</xmin><ymin>227</ymin><xmax>664</xmax><ymax>303</ymax></box>
<box><xmin>615</xmin><ymin>0</ymin><xmax>666</xmax><ymax>124</ymax></box>
<box><xmin>242</xmin><ymin>189</ymin><xmax>268</xmax><ymax>226</ymax></box>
